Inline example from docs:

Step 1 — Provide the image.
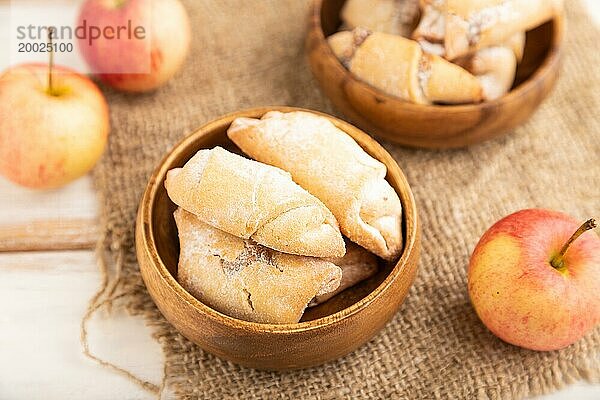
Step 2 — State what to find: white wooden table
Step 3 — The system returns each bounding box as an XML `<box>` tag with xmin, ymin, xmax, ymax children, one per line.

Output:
<box><xmin>1</xmin><ymin>1</ymin><xmax>600</xmax><ymax>399</ymax></box>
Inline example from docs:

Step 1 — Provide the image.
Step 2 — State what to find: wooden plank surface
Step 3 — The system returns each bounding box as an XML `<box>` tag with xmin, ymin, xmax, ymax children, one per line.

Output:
<box><xmin>0</xmin><ymin>176</ymin><xmax>99</xmax><ymax>252</ymax></box>
<box><xmin>0</xmin><ymin>217</ymin><xmax>98</xmax><ymax>252</ymax></box>
<box><xmin>0</xmin><ymin>250</ymin><xmax>168</xmax><ymax>400</ymax></box>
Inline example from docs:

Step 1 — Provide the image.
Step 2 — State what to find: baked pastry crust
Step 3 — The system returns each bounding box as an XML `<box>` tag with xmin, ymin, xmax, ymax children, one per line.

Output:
<box><xmin>228</xmin><ymin>111</ymin><xmax>403</xmax><ymax>260</ymax></box>
<box><xmin>415</xmin><ymin>0</ymin><xmax>562</xmax><ymax>60</ymax></box>
<box><xmin>328</xmin><ymin>30</ymin><xmax>482</xmax><ymax>104</ymax></box>
<box><xmin>165</xmin><ymin>147</ymin><xmax>345</xmax><ymax>257</ymax></box>
<box><xmin>175</xmin><ymin>208</ymin><xmax>342</xmax><ymax>324</ymax></box>
<box><xmin>455</xmin><ymin>32</ymin><xmax>524</xmax><ymax>100</ymax></box>
<box><xmin>341</xmin><ymin>0</ymin><xmax>421</xmax><ymax>37</ymax></box>
<box><xmin>310</xmin><ymin>241</ymin><xmax>379</xmax><ymax>306</ymax></box>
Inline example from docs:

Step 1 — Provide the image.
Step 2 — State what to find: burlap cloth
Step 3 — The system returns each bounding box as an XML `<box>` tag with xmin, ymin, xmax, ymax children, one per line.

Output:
<box><xmin>88</xmin><ymin>1</ymin><xmax>600</xmax><ymax>398</ymax></box>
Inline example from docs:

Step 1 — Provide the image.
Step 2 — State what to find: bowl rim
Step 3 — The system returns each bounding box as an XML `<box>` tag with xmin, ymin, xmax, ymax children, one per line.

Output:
<box><xmin>309</xmin><ymin>0</ymin><xmax>565</xmax><ymax>113</ymax></box>
<box><xmin>138</xmin><ymin>106</ymin><xmax>419</xmax><ymax>333</ymax></box>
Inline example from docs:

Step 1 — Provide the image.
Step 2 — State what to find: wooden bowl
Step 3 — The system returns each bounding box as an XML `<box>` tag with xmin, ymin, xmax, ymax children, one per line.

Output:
<box><xmin>307</xmin><ymin>0</ymin><xmax>565</xmax><ymax>149</ymax></box>
<box><xmin>135</xmin><ymin>106</ymin><xmax>420</xmax><ymax>370</ymax></box>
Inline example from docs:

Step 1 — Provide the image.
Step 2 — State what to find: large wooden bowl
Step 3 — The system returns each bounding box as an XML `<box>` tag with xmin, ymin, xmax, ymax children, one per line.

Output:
<box><xmin>307</xmin><ymin>0</ymin><xmax>565</xmax><ymax>149</ymax></box>
<box><xmin>135</xmin><ymin>106</ymin><xmax>420</xmax><ymax>370</ymax></box>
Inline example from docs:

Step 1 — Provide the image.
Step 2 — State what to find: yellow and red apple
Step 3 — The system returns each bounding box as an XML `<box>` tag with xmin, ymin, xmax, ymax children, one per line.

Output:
<box><xmin>77</xmin><ymin>0</ymin><xmax>191</xmax><ymax>92</ymax></box>
<box><xmin>0</xmin><ymin>64</ymin><xmax>109</xmax><ymax>189</ymax></box>
<box><xmin>468</xmin><ymin>209</ymin><xmax>600</xmax><ymax>351</ymax></box>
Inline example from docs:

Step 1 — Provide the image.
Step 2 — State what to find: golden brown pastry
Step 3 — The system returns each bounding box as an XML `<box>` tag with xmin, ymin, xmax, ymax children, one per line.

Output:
<box><xmin>228</xmin><ymin>111</ymin><xmax>403</xmax><ymax>260</ymax></box>
<box><xmin>414</xmin><ymin>0</ymin><xmax>562</xmax><ymax>60</ymax></box>
<box><xmin>341</xmin><ymin>0</ymin><xmax>421</xmax><ymax>37</ymax></box>
<box><xmin>465</xmin><ymin>46</ymin><xmax>517</xmax><ymax>100</ymax></box>
<box><xmin>310</xmin><ymin>241</ymin><xmax>379</xmax><ymax>306</ymax></box>
<box><xmin>327</xmin><ymin>27</ymin><xmax>370</xmax><ymax>67</ymax></box>
<box><xmin>466</xmin><ymin>48</ymin><xmax>513</xmax><ymax>100</ymax></box>
<box><xmin>175</xmin><ymin>208</ymin><xmax>342</xmax><ymax>324</ymax></box>
<box><xmin>165</xmin><ymin>147</ymin><xmax>345</xmax><ymax>258</ymax></box>
<box><xmin>505</xmin><ymin>32</ymin><xmax>526</xmax><ymax>63</ymax></box>
<box><xmin>328</xmin><ymin>29</ymin><xmax>482</xmax><ymax>104</ymax></box>
<box><xmin>456</xmin><ymin>33</ymin><xmax>524</xmax><ymax>100</ymax></box>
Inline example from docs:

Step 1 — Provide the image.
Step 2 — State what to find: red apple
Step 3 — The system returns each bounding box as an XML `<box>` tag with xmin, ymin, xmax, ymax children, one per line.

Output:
<box><xmin>468</xmin><ymin>209</ymin><xmax>600</xmax><ymax>351</ymax></box>
<box><xmin>0</xmin><ymin>64</ymin><xmax>109</xmax><ymax>189</ymax></box>
<box><xmin>77</xmin><ymin>0</ymin><xmax>191</xmax><ymax>92</ymax></box>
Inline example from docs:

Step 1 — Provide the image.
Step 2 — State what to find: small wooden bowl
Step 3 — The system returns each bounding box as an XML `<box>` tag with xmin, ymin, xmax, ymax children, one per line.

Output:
<box><xmin>307</xmin><ymin>0</ymin><xmax>565</xmax><ymax>149</ymax></box>
<box><xmin>135</xmin><ymin>106</ymin><xmax>420</xmax><ymax>370</ymax></box>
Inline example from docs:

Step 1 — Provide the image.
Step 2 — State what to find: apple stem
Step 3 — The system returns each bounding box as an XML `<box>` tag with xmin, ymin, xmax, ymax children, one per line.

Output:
<box><xmin>47</xmin><ymin>27</ymin><xmax>55</xmax><ymax>96</ymax></box>
<box><xmin>550</xmin><ymin>218</ymin><xmax>597</xmax><ymax>270</ymax></box>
